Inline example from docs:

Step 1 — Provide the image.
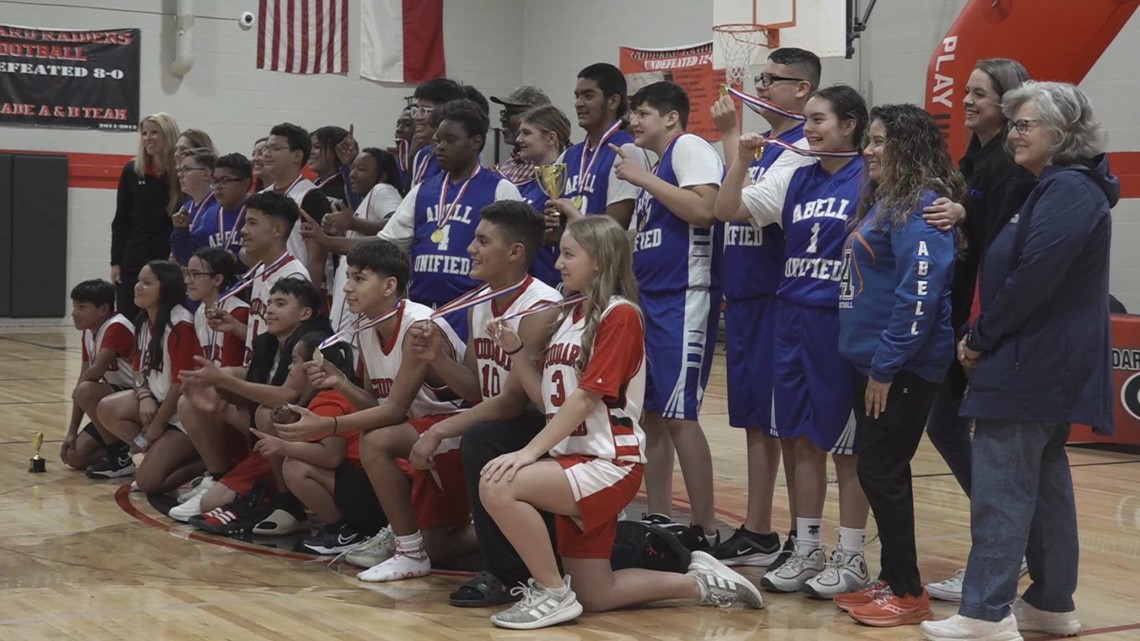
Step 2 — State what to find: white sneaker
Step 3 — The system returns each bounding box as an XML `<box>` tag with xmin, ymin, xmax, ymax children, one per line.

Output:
<box><xmin>927</xmin><ymin>568</ymin><xmax>966</xmax><ymax>602</ymax></box>
<box><xmin>169</xmin><ymin>477</ymin><xmax>216</xmax><ymax>523</ymax></box>
<box><xmin>802</xmin><ymin>547</ymin><xmax>873</xmax><ymax>599</ymax></box>
<box><xmin>176</xmin><ymin>474</ymin><xmax>207</xmax><ymax>503</ymax></box>
<box><xmin>687</xmin><ymin>551</ymin><xmax>765</xmax><ymax>609</ymax></box>
<box><xmin>760</xmin><ymin>546</ymin><xmax>826</xmax><ymax>592</ymax></box>
<box><xmin>356</xmin><ymin>549</ymin><xmax>430</xmax><ymax>582</ymax></box>
<box><xmin>342</xmin><ymin>527</ymin><xmax>395</xmax><ymax>568</ymax></box>
<box><xmin>1012</xmin><ymin>599</ymin><xmax>1080</xmax><ymax>636</ymax></box>
<box><xmin>490</xmin><ymin>577</ymin><xmax>583</xmax><ymax>630</ymax></box>
<box><xmin>921</xmin><ymin>614</ymin><xmax>1023</xmax><ymax>641</ymax></box>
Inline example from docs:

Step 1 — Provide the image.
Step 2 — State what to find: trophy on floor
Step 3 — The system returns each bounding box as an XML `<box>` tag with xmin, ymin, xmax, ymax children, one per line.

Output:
<box><xmin>29</xmin><ymin>432</ymin><xmax>46</xmax><ymax>473</ymax></box>
<box><xmin>534</xmin><ymin>163</ymin><xmax>568</xmax><ymax>227</ymax></box>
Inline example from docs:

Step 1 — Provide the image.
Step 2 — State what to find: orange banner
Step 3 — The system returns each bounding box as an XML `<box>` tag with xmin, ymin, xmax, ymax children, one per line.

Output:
<box><xmin>619</xmin><ymin>41</ymin><xmax>728</xmax><ymax>143</ymax></box>
<box><xmin>1070</xmin><ymin>314</ymin><xmax>1140</xmax><ymax>447</ymax></box>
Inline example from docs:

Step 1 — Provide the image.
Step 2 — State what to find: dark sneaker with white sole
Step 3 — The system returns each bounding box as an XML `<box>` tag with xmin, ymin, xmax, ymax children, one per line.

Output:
<box><xmin>85</xmin><ymin>448</ymin><xmax>135</xmax><ymax>479</ymax></box>
<box><xmin>708</xmin><ymin>527</ymin><xmax>782</xmax><ymax>567</ymax></box>
<box><xmin>302</xmin><ymin>522</ymin><xmax>367</xmax><ymax>555</ymax></box>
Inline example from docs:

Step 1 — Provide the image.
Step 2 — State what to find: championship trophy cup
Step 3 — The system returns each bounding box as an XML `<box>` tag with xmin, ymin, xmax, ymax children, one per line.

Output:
<box><xmin>29</xmin><ymin>432</ymin><xmax>46</xmax><ymax>473</ymax></box>
<box><xmin>534</xmin><ymin>163</ymin><xmax>568</xmax><ymax>226</ymax></box>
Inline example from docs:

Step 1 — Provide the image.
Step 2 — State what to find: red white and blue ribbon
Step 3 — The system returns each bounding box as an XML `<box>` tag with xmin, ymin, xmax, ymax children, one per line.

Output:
<box><xmin>436</xmin><ymin>165</ymin><xmax>482</xmax><ymax>232</ymax></box>
<box><xmin>431</xmin><ymin>276</ymin><xmax>530</xmax><ymax>320</ymax></box>
<box><xmin>763</xmin><ymin>138</ymin><xmax>861</xmax><ymax>159</ymax></box>
<box><xmin>498</xmin><ymin>293</ymin><xmax>586</xmax><ymax>322</ymax></box>
<box><xmin>216</xmin><ymin>251</ymin><xmax>293</xmax><ymax>304</ymax></box>
<box><xmin>726</xmin><ymin>86</ymin><xmax>806</xmax><ymax>121</ymax></box>
<box><xmin>575</xmin><ymin>120</ymin><xmax>624</xmax><ymax>198</ymax></box>
<box><xmin>319</xmin><ymin>300</ymin><xmax>405</xmax><ymax>350</ymax></box>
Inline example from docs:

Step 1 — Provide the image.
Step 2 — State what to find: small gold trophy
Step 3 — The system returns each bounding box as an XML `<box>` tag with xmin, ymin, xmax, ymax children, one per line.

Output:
<box><xmin>29</xmin><ymin>432</ymin><xmax>46</xmax><ymax>473</ymax></box>
<box><xmin>534</xmin><ymin>163</ymin><xmax>568</xmax><ymax>225</ymax></box>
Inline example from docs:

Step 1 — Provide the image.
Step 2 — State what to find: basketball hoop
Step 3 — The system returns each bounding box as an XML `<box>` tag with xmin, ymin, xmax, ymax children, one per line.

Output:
<box><xmin>713</xmin><ymin>23</ymin><xmax>780</xmax><ymax>87</ymax></box>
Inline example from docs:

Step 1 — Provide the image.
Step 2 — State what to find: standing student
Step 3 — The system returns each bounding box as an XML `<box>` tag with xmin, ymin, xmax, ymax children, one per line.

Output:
<box><xmin>832</xmin><ymin>104</ymin><xmax>960</xmax><ymax>627</ymax></box>
<box><xmin>206</xmin><ymin>153</ymin><xmax>254</xmax><ymax>266</ymax></box>
<box><xmin>547</xmin><ymin>63</ymin><xmax>647</xmax><ymax>230</ymax></box>
<box><xmin>186</xmin><ymin>247</ymin><xmax>249</xmax><ymax>368</ymax></box>
<box><xmin>475</xmin><ymin>216</ymin><xmax>763</xmax><ymax>630</ymax></box>
<box><xmin>111</xmin><ymin>112</ymin><xmax>181</xmax><ymax>319</ymax></box>
<box><xmin>96</xmin><ymin>261</ymin><xmax>202</xmax><ymax>492</ymax></box>
<box><xmin>378</xmin><ymin>99</ymin><xmax>525</xmax><ymax>341</ymax></box>
<box><xmin>491</xmin><ymin>86</ymin><xmax>553</xmax><ymax>185</ymax></box>
<box><xmin>251</xmin><ymin>137</ymin><xmax>269</xmax><ymax>191</ymax></box>
<box><xmin>407</xmin><ymin>79</ymin><xmax>467</xmax><ymax>190</ymax></box>
<box><xmin>515</xmin><ymin>105</ymin><xmax>574</xmax><ymax>286</ymax></box>
<box><xmin>309</xmin><ymin>125</ymin><xmax>350</xmax><ymax>205</ymax></box>
<box><xmin>261</xmin><ymin>122</ymin><xmax>332</xmax><ymax>290</ymax></box>
<box><xmin>716</xmin><ymin>85</ymin><xmax>872</xmax><ymax>598</ymax></box>
<box><xmin>170</xmin><ymin>148</ymin><xmax>219</xmax><ymax>266</ymax></box>
<box><xmin>63</xmin><ymin>280</ymin><xmax>136</xmax><ymax>473</ymax></box>
<box><xmin>395</xmin><ymin>107</ymin><xmax>416</xmax><ymax>188</ymax></box>
<box><xmin>618</xmin><ymin>81</ymin><xmax>723</xmax><ymax>541</ymax></box>
<box><xmin>277</xmin><ymin>240</ymin><xmax>473</xmax><ymax>582</ymax></box>
<box><xmin>709</xmin><ymin>48</ymin><xmax>820</xmax><ymax>568</ymax></box>
<box><xmin>923</xmin><ymin>58</ymin><xmax>1030</xmax><ymax>602</ymax></box>
<box><xmin>174</xmin><ymin>129</ymin><xmax>217</xmax><ymax>160</ymax></box>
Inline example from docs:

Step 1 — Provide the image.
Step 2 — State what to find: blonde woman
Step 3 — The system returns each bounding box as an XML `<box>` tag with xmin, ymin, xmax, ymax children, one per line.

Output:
<box><xmin>111</xmin><ymin>112</ymin><xmax>180</xmax><ymax>318</ymax></box>
<box><xmin>516</xmin><ymin>104</ymin><xmax>573</xmax><ymax>286</ymax></box>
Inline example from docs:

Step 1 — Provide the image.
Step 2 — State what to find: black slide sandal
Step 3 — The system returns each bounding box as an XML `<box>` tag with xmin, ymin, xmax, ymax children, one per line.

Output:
<box><xmin>448</xmin><ymin>571</ymin><xmax>518</xmax><ymax>607</ymax></box>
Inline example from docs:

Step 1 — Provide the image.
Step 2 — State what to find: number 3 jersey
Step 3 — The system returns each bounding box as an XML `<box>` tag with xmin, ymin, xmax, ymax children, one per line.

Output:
<box><xmin>470</xmin><ymin>276</ymin><xmax>561</xmax><ymax>401</ymax></box>
<box><xmin>741</xmin><ymin>157</ymin><xmax>864</xmax><ymax>308</ymax></box>
<box><xmin>539</xmin><ymin>298</ymin><xmax>646</xmax><ymax>463</ymax></box>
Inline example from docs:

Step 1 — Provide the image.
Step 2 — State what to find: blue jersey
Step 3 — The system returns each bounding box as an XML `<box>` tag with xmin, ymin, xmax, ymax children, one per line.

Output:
<box><xmin>632</xmin><ymin>134</ymin><xmax>723</xmax><ymax>294</ymax></box>
<box><xmin>722</xmin><ymin>125</ymin><xmax>805</xmax><ymax>300</ymax></box>
<box><xmin>838</xmin><ymin>192</ymin><xmax>957</xmax><ymax>383</ymax></box>
<box><xmin>518</xmin><ymin>179</ymin><xmax>562</xmax><ymax>287</ymax></box>
<box><xmin>409</xmin><ymin>168</ymin><xmax>504</xmax><ymax>305</ymax></box>
<box><xmin>410</xmin><ymin>146</ymin><xmax>443</xmax><ymax>188</ymax></box>
<box><xmin>170</xmin><ymin>195</ymin><xmax>221</xmax><ymax>265</ymax></box>
<box><xmin>561</xmin><ymin>128</ymin><xmax>636</xmax><ymax>215</ymax></box>
<box><xmin>777</xmin><ymin>158</ymin><xmax>863</xmax><ymax>308</ymax></box>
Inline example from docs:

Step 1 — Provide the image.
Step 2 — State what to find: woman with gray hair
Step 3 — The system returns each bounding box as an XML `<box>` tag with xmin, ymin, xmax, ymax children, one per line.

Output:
<box><xmin>922</xmin><ymin>81</ymin><xmax>1116</xmax><ymax>641</ymax></box>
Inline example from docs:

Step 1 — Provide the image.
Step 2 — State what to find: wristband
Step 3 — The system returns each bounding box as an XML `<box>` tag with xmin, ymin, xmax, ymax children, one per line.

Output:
<box><xmin>505</xmin><ymin>343</ymin><xmax>525</xmax><ymax>356</ymax></box>
<box><xmin>332</xmin><ymin>416</ymin><xmax>338</xmax><ymax>435</ymax></box>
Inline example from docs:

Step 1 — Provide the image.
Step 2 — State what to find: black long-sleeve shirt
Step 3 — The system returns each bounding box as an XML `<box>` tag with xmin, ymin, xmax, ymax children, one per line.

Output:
<box><xmin>110</xmin><ymin>160</ymin><xmax>174</xmax><ymax>269</ymax></box>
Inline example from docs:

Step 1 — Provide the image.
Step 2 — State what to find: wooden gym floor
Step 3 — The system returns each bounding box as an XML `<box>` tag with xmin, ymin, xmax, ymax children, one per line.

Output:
<box><xmin>1</xmin><ymin>327</ymin><xmax>1138</xmax><ymax>640</ymax></box>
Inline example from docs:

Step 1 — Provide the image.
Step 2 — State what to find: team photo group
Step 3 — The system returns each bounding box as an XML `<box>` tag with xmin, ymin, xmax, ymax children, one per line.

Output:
<box><xmin>64</xmin><ymin>44</ymin><xmax>1113</xmax><ymax>640</ymax></box>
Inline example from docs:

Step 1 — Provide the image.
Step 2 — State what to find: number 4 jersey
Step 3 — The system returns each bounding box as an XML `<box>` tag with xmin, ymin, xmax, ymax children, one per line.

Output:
<box><xmin>741</xmin><ymin>157</ymin><xmax>864</xmax><ymax>308</ymax></box>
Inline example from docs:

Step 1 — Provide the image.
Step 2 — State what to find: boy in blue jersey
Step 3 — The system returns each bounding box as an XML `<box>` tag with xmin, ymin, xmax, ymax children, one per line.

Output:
<box><xmin>379</xmin><ymin>99</ymin><xmax>524</xmax><ymax>341</ymax></box>
<box><xmin>408</xmin><ymin>79</ymin><xmax>467</xmax><ymax>190</ymax></box>
<box><xmin>616</xmin><ymin>81</ymin><xmax>723</xmax><ymax>541</ymax></box>
<box><xmin>547</xmin><ymin>63</ymin><xmax>647</xmax><ymax>230</ymax></box>
<box><xmin>709</xmin><ymin>48</ymin><xmax>820</xmax><ymax>569</ymax></box>
<box><xmin>717</xmin><ymin>85</ymin><xmax>874</xmax><ymax>598</ymax></box>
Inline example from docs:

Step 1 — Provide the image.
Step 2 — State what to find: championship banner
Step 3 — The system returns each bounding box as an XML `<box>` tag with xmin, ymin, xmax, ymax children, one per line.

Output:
<box><xmin>0</xmin><ymin>24</ymin><xmax>140</xmax><ymax>130</ymax></box>
<box><xmin>619</xmin><ymin>41</ymin><xmax>728</xmax><ymax>143</ymax></box>
<box><xmin>1070</xmin><ymin>314</ymin><xmax>1140</xmax><ymax>447</ymax></box>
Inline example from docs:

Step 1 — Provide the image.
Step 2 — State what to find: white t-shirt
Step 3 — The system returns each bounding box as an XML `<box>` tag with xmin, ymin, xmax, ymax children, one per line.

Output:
<box><xmin>740</xmin><ymin>157</ymin><xmax>820</xmax><ymax>228</ymax></box>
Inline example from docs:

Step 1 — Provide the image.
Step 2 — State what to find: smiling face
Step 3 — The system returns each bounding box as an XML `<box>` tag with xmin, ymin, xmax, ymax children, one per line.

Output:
<box><xmin>629</xmin><ymin>102</ymin><xmax>674</xmax><ymax>151</ymax></box>
<box><xmin>240</xmin><ymin>208</ymin><xmax>283</xmax><ymax>260</ymax></box>
<box><xmin>141</xmin><ymin>120</ymin><xmax>164</xmax><ymax>158</ymax></box>
<box><xmin>133</xmin><ymin>266</ymin><xmax>161</xmax><ymax>312</ymax></box>
<box><xmin>755</xmin><ymin>61</ymin><xmax>807</xmax><ymax>125</ymax></box>
<box><xmin>349</xmin><ymin>153</ymin><xmax>380</xmax><ymax>197</ymax></box>
<box><xmin>802</xmin><ymin>95</ymin><xmax>855</xmax><ymax>152</ymax></box>
<box><xmin>343</xmin><ymin>265</ymin><xmax>396</xmax><ymax>316</ymax></box>
<box><xmin>251</xmin><ymin>140</ymin><xmax>268</xmax><ymax>179</ymax></box>
<box><xmin>308</xmin><ymin>134</ymin><xmax>330</xmax><ymax>175</ymax></box>
<box><xmin>70</xmin><ymin>300</ymin><xmax>109</xmax><ymax>331</ymax></box>
<box><xmin>1007</xmin><ymin>99</ymin><xmax>1053</xmax><ymax>176</ymax></box>
<box><xmin>574</xmin><ymin>77</ymin><xmax>613</xmax><ymax>132</ymax></box>
<box><xmin>183</xmin><ymin>255</ymin><xmax>220</xmax><ymax>303</ymax></box>
<box><xmin>411</xmin><ymin>99</ymin><xmax>437</xmax><ymax>145</ymax></box>
<box><xmin>964</xmin><ymin>68</ymin><xmax>1005</xmax><ymax>139</ymax></box>
<box><xmin>863</xmin><ymin>119</ymin><xmax>887</xmax><ymax>183</ymax></box>
<box><xmin>555</xmin><ymin>230</ymin><xmax>598</xmax><ymax>294</ymax></box>
<box><xmin>262</xmin><ymin>134</ymin><xmax>301</xmax><ymax>181</ymax></box>
<box><xmin>264</xmin><ymin>291</ymin><xmax>311</xmax><ymax>338</ymax></box>
<box><xmin>395</xmin><ymin>109</ymin><xmax>416</xmax><ymax>143</ymax></box>
<box><xmin>515</xmin><ymin>121</ymin><xmax>557</xmax><ymax>163</ymax></box>
<box><xmin>467</xmin><ymin>219</ymin><xmax>520</xmax><ymax>283</ymax></box>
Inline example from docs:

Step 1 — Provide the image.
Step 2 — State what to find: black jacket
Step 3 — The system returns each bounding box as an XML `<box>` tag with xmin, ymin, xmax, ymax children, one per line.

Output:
<box><xmin>110</xmin><ymin>160</ymin><xmax>174</xmax><ymax>270</ymax></box>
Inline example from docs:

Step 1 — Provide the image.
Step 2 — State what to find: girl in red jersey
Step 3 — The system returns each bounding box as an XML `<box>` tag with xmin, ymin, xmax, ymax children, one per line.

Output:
<box><xmin>477</xmin><ymin>216</ymin><xmax>763</xmax><ymax>630</ymax></box>
<box><xmin>97</xmin><ymin>261</ymin><xmax>203</xmax><ymax>493</ymax></box>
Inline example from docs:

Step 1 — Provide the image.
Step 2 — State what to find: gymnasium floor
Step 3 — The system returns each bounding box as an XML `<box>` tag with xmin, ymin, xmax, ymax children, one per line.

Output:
<box><xmin>1</xmin><ymin>326</ymin><xmax>1137</xmax><ymax>640</ymax></box>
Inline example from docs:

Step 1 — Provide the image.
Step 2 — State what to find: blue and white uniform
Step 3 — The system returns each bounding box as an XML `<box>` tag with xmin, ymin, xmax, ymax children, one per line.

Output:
<box><xmin>409</xmin><ymin>146</ymin><xmax>443</xmax><ymax>188</ymax></box>
<box><xmin>518</xmin><ymin>178</ymin><xmax>562</xmax><ymax>287</ymax></box>
<box><xmin>379</xmin><ymin>167</ymin><xmax>524</xmax><ymax>341</ymax></box>
<box><xmin>632</xmin><ymin>133</ymin><xmax>723</xmax><ymax>421</ymax></box>
<box><xmin>560</xmin><ymin>125</ymin><xmax>645</xmax><ymax>216</ymax></box>
<box><xmin>742</xmin><ymin>156</ymin><xmax>863</xmax><ymax>454</ymax></box>
<box><xmin>723</xmin><ymin>125</ymin><xmax>814</xmax><ymax>430</ymax></box>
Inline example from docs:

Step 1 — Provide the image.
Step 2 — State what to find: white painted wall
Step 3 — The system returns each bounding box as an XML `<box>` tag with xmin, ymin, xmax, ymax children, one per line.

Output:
<box><xmin>3</xmin><ymin>0</ymin><xmax>1139</xmax><ymax>317</ymax></box>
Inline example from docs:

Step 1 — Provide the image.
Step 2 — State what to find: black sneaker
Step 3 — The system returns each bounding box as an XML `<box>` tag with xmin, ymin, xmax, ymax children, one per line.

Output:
<box><xmin>85</xmin><ymin>447</ymin><xmax>135</xmax><ymax>479</ymax></box>
<box><xmin>613</xmin><ymin>520</ymin><xmax>693</xmax><ymax>573</ymax></box>
<box><xmin>765</xmin><ymin>532</ymin><xmax>797</xmax><ymax>573</ymax></box>
<box><xmin>708</xmin><ymin>527</ymin><xmax>782</xmax><ymax>567</ymax></box>
<box><xmin>640</xmin><ymin>512</ymin><xmax>676</xmax><ymax>526</ymax></box>
<box><xmin>189</xmin><ymin>482</ymin><xmax>272</xmax><ymax>535</ymax></box>
<box><xmin>301</xmin><ymin>522</ymin><xmax>366</xmax><ymax>555</ymax></box>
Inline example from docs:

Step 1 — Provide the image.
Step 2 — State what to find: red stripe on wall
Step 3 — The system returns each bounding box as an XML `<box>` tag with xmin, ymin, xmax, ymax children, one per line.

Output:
<box><xmin>402</xmin><ymin>0</ymin><xmax>446</xmax><ymax>83</ymax></box>
<box><xmin>1111</xmin><ymin>152</ymin><xmax>1140</xmax><ymax>199</ymax></box>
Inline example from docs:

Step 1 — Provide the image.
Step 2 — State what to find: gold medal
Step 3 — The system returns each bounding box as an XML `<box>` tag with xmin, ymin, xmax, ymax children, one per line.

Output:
<box><xmin>431</xmin><ymin>228</ymin><xmax>444</xmax><ymax>243</ymax></box>
<box><xmin>313</xmin><ymin>348</ymin><xmax>325</xmax><ymax>367</ymax></box>
<box><xmin>134</xmin><ymin>371</ymin><xmax>145</xmax><ymax>387</ymax></box>
<box><xmin>573</xmin><ymin>195</ymin><xmax>585</xmax><ymax>212</ymax></box>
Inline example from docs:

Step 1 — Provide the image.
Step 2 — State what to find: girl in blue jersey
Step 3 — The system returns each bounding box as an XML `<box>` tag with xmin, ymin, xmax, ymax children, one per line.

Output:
<box><xmin>833</xmin><ymin>104</ymin><xmax>960</xmax><ymax>626</ymax></box>
<box><xmin>515</xmin><ymin>104</ymin><xmax>573</xmax><ymax>287</ymax></box>
<box><xmin>731</xmin><ymin>85</ymin><xmax>873</xmax><ymax>598</ymax></box>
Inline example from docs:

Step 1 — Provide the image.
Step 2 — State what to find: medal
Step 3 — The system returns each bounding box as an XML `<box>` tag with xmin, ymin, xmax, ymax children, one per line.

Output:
<box><xmin>433</xmin><ymin>165</ymin><xmax>482</xmax><ymax>241</ymax></box>
<box><xmin>134</xmin><ymin>371</ymin><xmax>145</xmax><ymax>387</ymax></box>
<box><xmin>573</xmin><ymin>120</ymin><xmax>623</xmax><ymax>215</ymax></box>
<box><xmin>572</xmin><ymin>195</ymin><xmax>585</xmax><ymax>211</ymax></box>
<box><xmin>313</xmin><ymin>348</ymin><xmax>325</xmax><ymax>367</ymax></box>
<box><xmin>431</xmin><ymin>228</ymin><xmax>445</xmax><ymax>244</ymax></box>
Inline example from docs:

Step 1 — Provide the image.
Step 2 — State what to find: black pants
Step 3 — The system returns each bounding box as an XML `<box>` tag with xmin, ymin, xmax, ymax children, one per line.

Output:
<box><xmin>461</xmin><ymin>412</ymin><xmax>556</xmax><ymax>586</ymax></box>
<box><xmin>115</xmin><ymin>266</ymin><xmax>141</xmax><ymax>320</ymax></box>
<box><xmin>853</xmin><ymin>370</ymin><xmax>940</xmax><ymax>597</ymax></box>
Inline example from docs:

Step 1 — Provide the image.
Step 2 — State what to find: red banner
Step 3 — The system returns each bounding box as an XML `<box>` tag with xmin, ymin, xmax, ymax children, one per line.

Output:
<box><xmin>619</xmin><ymin>41</ymin><xmax>727</xmax><ymax>143</ymax></box>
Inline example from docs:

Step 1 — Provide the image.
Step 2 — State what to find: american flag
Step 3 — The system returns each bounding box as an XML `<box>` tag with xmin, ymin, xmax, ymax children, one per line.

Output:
<box><xmin>257</xmin><ymin>0</ymin><xmax>348</xmax><ymax>75</ymax></box>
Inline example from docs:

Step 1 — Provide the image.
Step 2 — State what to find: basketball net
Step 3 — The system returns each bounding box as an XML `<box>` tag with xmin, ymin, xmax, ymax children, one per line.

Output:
<box><xmin>713</xmin><ymin>23</ymin><xmax>778</xmax><ymax>87</ymax></box>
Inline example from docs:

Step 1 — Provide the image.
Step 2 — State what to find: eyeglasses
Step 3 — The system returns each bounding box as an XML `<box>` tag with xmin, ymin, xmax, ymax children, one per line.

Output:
<box><xmin>754</xmin><ymin>73</ymin><xmax>804</xmax><ymax>88</ymax></box>
<box><xmin>183</xmin><ymin>269</ymin><xmax>215</xmax><ymax>280</ymax></box>
<box><xmin>209</xmin><ymin>177</ymin><xmax>244</xmax><ymax>188</ymax></box>
<box><xmin>264</xmin><ymin>144</ymin><xmax>290</xmax><ymax>153</ymax></box>
<box><xmin>410</xmin><ymin>104</ymin><xmax>434</xmax><ymax>118</ymax></box>
<box><xmin>176</xmin><ymin>166</ymin><xmax>209</xmax><ymax>176</ymax></box>
<box><xmin>1007</xmin><ymin>118</ymin><xmax>1042</xmax><ymax>136</ymax></box>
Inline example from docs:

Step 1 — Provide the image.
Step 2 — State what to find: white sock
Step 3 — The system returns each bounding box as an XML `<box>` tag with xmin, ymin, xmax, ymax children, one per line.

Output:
<box><xmin>395</xmin><ymin>531</ymin><xmax>426</xmax><ymax>558</ymax></box>
<box><xmin>838</xmin><ymin>526</ymin><xmax>865</xmax><ymax>553</ymax></box>
<box><xmin>795</xmin><ymin>517</ymin><xmax>822</xmax><ymax>555</ymax></box>
<box><xmin>357</xmin><ymin>531</ymin><xmax>430</xmax><ymax>582</ymax></box>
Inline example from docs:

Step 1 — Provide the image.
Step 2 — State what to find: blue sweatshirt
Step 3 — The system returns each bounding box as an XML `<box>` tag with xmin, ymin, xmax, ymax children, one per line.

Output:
<box><xmin>170</xmin><ymin>201</ymin><xmax>245</xmax><ymax>266</ymax></box>
<box><xmin>838</xmin><ymin>191</ymin><xmax>957</xmax><ymax>383</ymax></box>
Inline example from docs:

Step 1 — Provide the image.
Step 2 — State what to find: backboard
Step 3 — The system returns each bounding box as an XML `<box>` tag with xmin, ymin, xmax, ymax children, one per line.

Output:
<box><xmin>712</xmin><ymin>0</ymin><xmax>850</xmax><ymax>72</ymax></box>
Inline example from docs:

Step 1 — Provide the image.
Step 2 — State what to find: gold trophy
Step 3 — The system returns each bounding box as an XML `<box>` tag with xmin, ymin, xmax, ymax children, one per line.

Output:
<box><xmin>534</xmin><ymin>163</ymin><xmax>568</xmax><ymax>226</ymax></box>
<box><xmin>29</xmin><ymin>432</ymin><xmax>46</xmax><ymax>473</ymax></box>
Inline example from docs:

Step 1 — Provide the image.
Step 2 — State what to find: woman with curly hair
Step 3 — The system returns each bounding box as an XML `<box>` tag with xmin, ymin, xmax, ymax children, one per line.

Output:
<box><xmin>831</xmin><ymin>104</ymin><xmax>962</xmax><ymax>627</ymax></box>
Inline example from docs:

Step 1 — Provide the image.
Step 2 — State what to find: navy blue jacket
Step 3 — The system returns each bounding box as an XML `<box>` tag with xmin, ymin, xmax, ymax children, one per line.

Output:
<box><xmin>961</xmin><ymin>156</ymin><xmax>1117</xmax><ymax>434</ymax></box>
<box><xmin>838</xmin><ymin>192</ymin><xmax>957</xmax><ymax>384</ymax></box>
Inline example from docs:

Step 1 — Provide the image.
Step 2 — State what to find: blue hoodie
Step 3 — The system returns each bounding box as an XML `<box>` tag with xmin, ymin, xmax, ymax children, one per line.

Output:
<box><xmin>961</xmin><ymin>156</ymin><xmax>1118</xmax><ymax>434</ymax></box>
<box><xmin>838</xmin><ymin>191</ymin><xmax>957</xmax><ymax>384</ymax></box>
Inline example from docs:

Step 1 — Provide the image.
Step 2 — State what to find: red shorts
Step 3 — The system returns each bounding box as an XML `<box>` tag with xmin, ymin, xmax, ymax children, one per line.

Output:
<box><xmin>407</xmin><ymin>415</ymin><xmax>470</xmax><ymax>530</ymax></box>
<box><xmin>220</xmin><ymin>450</ymin><xmax>273</xmax><ymax>496</ymax></box>
<box><xmin>555</xmin><ymin>456</ymin><xmax>644</xmax><ymax>559</ymax></box>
